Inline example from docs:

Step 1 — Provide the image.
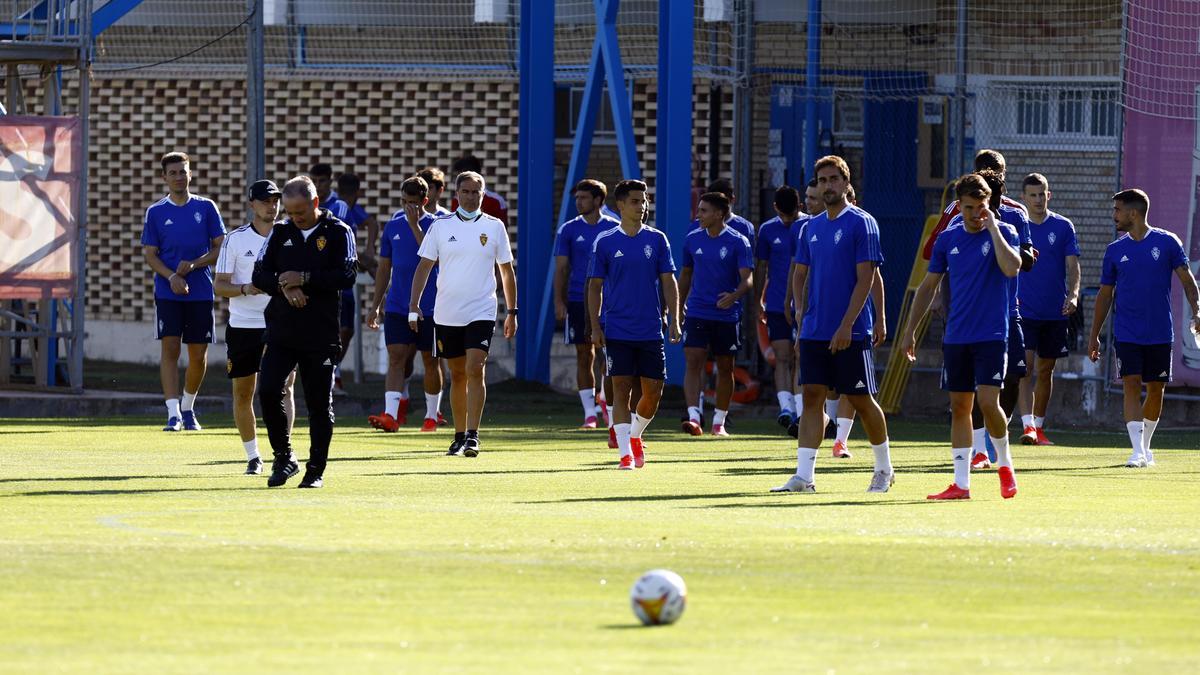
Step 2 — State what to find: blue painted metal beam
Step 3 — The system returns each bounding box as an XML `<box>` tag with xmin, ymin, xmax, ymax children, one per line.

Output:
<box><xmin>515</xmin><ymin>0</ymin><xmax>555</xmax><ymax>382</ymax></box>
<box><xmin>657</xmin><ymin>0</ymin><xmax>693</xmax><ymax>385</ymax></box>
<box><xmin>92</xmin><ymin>0</ymin><xmax>145</xmax><ymax>36</ymax></box>
<box><xmin>803</xmin><ymin>0</ymin><xmax>821</xmax><ymax>177</ymax></box>
<box><xmin>595</xmin><ymin>0</ymin><xmax>641</xmax><ymax>181</ymax></box>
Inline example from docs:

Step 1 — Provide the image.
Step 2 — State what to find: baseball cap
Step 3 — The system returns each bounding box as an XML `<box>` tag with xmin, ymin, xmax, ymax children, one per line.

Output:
<box><xmin>249</xmin><ymin>179</ymin><xmax>281</xmax><ymax>201</ymax></box>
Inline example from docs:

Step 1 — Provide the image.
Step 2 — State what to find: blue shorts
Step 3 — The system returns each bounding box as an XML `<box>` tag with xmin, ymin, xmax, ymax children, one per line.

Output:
<box><xmin>155</xmin><ymin>299</ymin><xmax>215</xmax><ymax>344</ymax></box>
<box><xmin>1115</xmin><ymin>342</ymin><xmax>1173</xmax><ymax>382</ymax></box>
<box><xmin>798</xmin><ymin>338</ymin><xmax>877</xmax><ymax>395</ymax></box>
<box><xmin>340</xmin><ymin>288</ymin><xmax>356</xmax><ymax>331</ymax></box>
<box><xmin>564</xmin><ymin>300</ymin><xmax>591</xmax><ymax>345</ymax></box>
<box><xmin>765</xmin><ymin>311</ymin><xmax>795</xmax><ymax>343</ymax></box>
<box><xmin>682</xmin><ymin>317</ymin><xmax>741</xmax><ymax>356</ymax></box>
<box><xmin>384</xmin><ymin>312</ymin><xmax>434</xmax><ymax>352</ymax></box>
<box><xmin>941</xmin><ymin>341</ymin><xmax>1007</xmax><ymax>393</ymax></box>
<box><xmin>1007</xmin><ymin>316</ymin><xmax>1027</xmax><ymax>378</ymax></box>
<box><xmin>605</xmin><ymin>339</ymin><xmax>666</xmax><ymax>380</ymax></box>
<box><xmin>1024</xmin><ymin>318</ymin><xmax>1070</xmax><ymax>360</ymax></box>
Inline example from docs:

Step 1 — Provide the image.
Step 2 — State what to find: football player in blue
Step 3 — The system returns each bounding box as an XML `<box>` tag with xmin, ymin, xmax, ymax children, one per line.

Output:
<box><xmin>755</xmin><ymin>186</ymin><xmax>806</xmax><ymax>430</ymax></box>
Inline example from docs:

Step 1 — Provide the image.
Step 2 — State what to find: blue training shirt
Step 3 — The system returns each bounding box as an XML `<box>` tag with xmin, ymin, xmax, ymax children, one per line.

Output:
<box><xmin>756</xmin><ymin>214</ymin><xmax>806</xmax><ymax>314</ymax></box>
<box><xmin>1100</xmin><ymin>227</ymin><xmax>1189</xmax><ymax>345</ymax></box>
<box><xmin>793</xmin><ymin>205</ymin><xmax>884</xmax><ymax>342</ymax></box>
<box><xmin>587</xmin><ymin>226</ymin><xmax>676</xmax><ymax>342</ymax></box>
<box><xmin>690</xmin><ymin>213</ymin><xmax>755</xmax><ymax>250</ymax></box>
<box><xmin>380</xmin><ymin>210</ymin><xmax>438</xmax><ymax>316</ymax></box>
<box><xmin>682</xmin><ymin>225</ymin><xmax>753</xmax><ymax>322</ymax></box>
<box><xmin>1018</xmin><ymin>211</ymin><xmax>1081</xmax><ymax>321</ymax></box>
<box><xmin>140</xmin><ymin>194</ymin><xmax>226</xmax><ymax>301</ymax></box>
<box><xmin>929</xmin><ymin>221</ymin><xmax>1020</xmax><ymax>344</ymax></box>
<box><xmin>343</xmin><ymin>203</ymin><xmax>369</xmax><ymax>234</ymax></box>
<box><xmin>321</xmin><ymin>194</ymin><xmax>349</xmax><ymax>222</ymax></box>
<box><xmin>554</xmin><ymin>214</ymin><xmax>621</xmax><ymax>302</ymax></box>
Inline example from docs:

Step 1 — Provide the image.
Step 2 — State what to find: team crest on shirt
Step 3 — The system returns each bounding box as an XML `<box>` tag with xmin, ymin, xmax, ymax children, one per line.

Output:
<box><xmin>834</xmin><ymin>228</ymin><xmax>843</xmax><ymax>245</ymax></box>
<box><xmin>194</xmin><ymin>212</ymin><xmax>202</xmax><ymax>224</ymax></box>
<box><xmin>644</xmin><ymin>245</ymin><xmax>653</xmax><ymax>259</ymax></box>
<box><xmin>479</xmin><ymin>233</ymin><xmax>488</xmax><ymax>246</ymax></box>
<box><xmin>981</xmin><ymin>240</ymin><xmax>992</xmax><ymax>257</ymax></box>
<box><xmin>719</xmin><ymin>246</ymin><xmax>728</xmax><ymax>260</ymax></box>
<box><xmin>1152</xmin><ymin>246</ymin><xmax>1160</xmax><ymax>260</ymax></box>
<box><xmin>1047</xmin><ymin>232</ymin><xmax>1057</xmax><ymax>246</ymax></box>
<box><xmin>315</xmin><ymin>236</ymin><xmax>327</xmax><ymax>251</ymax></box>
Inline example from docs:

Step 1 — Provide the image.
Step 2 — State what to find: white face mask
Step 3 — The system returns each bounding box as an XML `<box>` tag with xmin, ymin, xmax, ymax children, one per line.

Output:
<box><xmin>457</xmin><ymin>206</ymin><xmax>482</xmax><ymax>219</ymax></box>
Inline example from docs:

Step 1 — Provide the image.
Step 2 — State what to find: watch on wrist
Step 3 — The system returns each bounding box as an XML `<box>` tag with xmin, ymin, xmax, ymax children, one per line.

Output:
<box><xmin>507</xmin><ymin>308</ymin><xmax>519</xmax><ymax>316</ymax></box>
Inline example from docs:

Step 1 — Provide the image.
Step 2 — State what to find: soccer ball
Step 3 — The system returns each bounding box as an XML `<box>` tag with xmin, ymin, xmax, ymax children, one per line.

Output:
<box><xmin>629</xmin><ymin>569</ymin><xmax>687</xmax><ymax>626</ymax></box>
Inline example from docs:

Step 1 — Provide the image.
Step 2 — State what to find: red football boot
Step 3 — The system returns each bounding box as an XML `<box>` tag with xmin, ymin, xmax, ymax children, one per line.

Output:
<box><xmin>618</xmin><ymin>455</ymin><xmax>633</xmax><ymax>470</ymax></box>
<box><xmin>971</xmin><ymin>452</ymin><xmax>991</xmax><ymax>470</ymax></box>
<box><xmin>1020</xmin><ymin>426</ymin><xmax>1038</xmax><ymax>445</ymax></box>
<box><xmin>681</xmin><ymin>420</ymin><xmax>703</xmax><ymax>436</ymax></box>
<box><xmin>420</xmin><ymin>418</ymin><xmax>438</xmax><ymax>432</ymax></box>
<box><xmin>367</xmin><ymin>412</ymin><xmax>400</xmax><ymax>433</ymax></box>
<box><xmin>998</xmin><ymin>466</ymin><xmax>1018</xmax><ymax>499</ymax></box>
<box><xmin>608</xmin><ymin>426</ymin><xmax>618</xmax><ymax>449</ymax></box>
<box><xmin>631</xmin><ymin>438</ymin><xmax>645</xmax><ymax>468</ymax></box>
<box><xmin>927</xmin><ymin>484</ymin><xmax>971</xmax><ymax>500</ymax></box>
<box><xmin>1035</xmin><ymin>428</ymin><xmax>1053</xmax><ymax>446</ymax></box>
<box><xmin>396</xmin><ymin>398</ymin><xmax>410</xmax><ymax>425</ymax></box>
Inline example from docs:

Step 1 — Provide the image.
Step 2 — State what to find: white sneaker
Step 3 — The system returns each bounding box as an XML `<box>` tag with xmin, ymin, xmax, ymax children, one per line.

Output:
<box><xmin>1125</xmin><ymin>451</ymin><xmax>1146</xmax><ymax>468</ymax></box>
<box><xmin>1143</xmin><ymin>449</ymin><xmax>1156</xmax><ymax>466</ymax></box>
<box><xmin>770</xmin><ymin>475</ymin><xmax>816</xmax><ymax>493</ymax></box>
<box><xmin>867</xmin><ymin>471</ymin><xmax>895</xmax><ymax>493</ymax></box>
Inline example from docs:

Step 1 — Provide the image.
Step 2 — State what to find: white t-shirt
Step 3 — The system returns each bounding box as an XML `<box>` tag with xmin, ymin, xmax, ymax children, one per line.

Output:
<box><xmin>417</xmin><ymin>211</ymin><xmax>513</xmax><ymax>326</ymax></box>
<box><xmin>215</xmin><ymin>223</ymin><xmax>271</xmax><ymax>328</ymax></box>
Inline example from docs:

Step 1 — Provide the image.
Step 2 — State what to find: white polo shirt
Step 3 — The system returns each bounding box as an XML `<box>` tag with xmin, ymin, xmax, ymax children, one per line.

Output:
<box><xmin>215</xmin><ymin>223</ymin><xmax>271</xmax><ymax>328</ymax></box>
<box><xmin>417</xmin><ymin>211</ymin><xmax>513</xmax><ymax>326</ymax></box>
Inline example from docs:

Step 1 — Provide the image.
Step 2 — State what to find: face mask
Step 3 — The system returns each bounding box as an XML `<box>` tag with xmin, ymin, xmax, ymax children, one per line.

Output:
<box><xmin>457</xmin><ymin>206</ymin><xmax>482</xmax><ymax>219</ymax></box>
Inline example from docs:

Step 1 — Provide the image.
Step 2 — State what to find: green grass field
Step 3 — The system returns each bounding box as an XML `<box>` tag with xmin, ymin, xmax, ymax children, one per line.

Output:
<box><xmin>2</xmin><ymin>395</ymin><xmax>1198</xmax><ymax>673</ymax></box>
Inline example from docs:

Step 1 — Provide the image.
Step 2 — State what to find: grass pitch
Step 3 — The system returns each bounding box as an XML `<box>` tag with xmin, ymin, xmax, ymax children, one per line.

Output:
<box><xmin>1</xmin><ymin>395</ymin><xmax>1198</xmax><ymax>673</ymax></box>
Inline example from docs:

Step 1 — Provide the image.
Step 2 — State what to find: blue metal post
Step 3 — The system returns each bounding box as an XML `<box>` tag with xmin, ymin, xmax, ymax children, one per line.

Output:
<box><xmin>516</xmin><ymin>0</ymin><xmax>555</xmax><ymax>382</ymax></box>
<box><xmin>803</xmin><ymin>0</ymin><xmax>821</xmax><ymax>177</ymax></box>
<box><xmin>657</xmin><ymin>0</ymin><xmax>693</xmax><ymax>384</ymax></box>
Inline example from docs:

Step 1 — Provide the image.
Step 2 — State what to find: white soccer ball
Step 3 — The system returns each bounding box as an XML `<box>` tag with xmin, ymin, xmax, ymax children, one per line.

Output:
<box><xmin>629</xmin><ymin>569</ymin><xmax>687</xmax><ymax>626</ymax></box>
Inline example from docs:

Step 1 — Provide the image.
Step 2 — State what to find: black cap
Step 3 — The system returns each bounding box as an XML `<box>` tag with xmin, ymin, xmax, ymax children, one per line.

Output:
<box><xmin>249</xmin><ymin>179</ymin><xmax>281</xmax><ymax>201</ymax></box>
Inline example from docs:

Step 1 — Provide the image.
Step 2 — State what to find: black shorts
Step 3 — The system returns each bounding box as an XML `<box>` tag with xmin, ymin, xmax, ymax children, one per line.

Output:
<box><xmin>565</xmin><ymin>300</ymin><xmax>591</xmax><ymax>345</ymax></box>
<box><xmin>941</xmin><ymin>341</ymin><xmax>1007</xmax><ymax>393</ymax></box>
<box><xmin>385</xmin><ymin>312</ymin><xmax>435</xmax><ymax>352</ymax></box>
<box><xmin>225</xmin><ymin>326</ymin><xmax>266</xmax><ymax>379</ymax></box>
<box><xmin>765</xmin><ymin>311</ymin><xmax>795</xmax><ymax>343</ymax></box>
<box><xmin>605</xmin><ymin>339</ymin><xmax>666</xmax><ymax>380</ymax></box>
<box><xmin>1024</xmin><ymin>318</ymin><xmax>1070</xmax><ymax>360</ymax></box>
<box><xmin>682</xmin><ymin>317</ymin><xmax>741</xmax><ymax>356</ymax></box>
<box><xmin>434</xmin><ymin>320</ymin><xmax>496</xmax><ymax>359</ymax></box>
<box><xmin>798</xmin><ymin>338</ymin><xmax>877</xmax><ymax>395</ymax></box>
<box><xmin>1007</xmin><ymin>316</ymin><xmax>1027</xmax><ymax>378</ymax></box>
<box><xmin>1115</xmin><ymin>342</ymin><xmax>1173</xmax><ymax>382</ymax></box>
<box><xmin>155</xmin><ymin>299</ymin><xmax>215</xmax><ymax>344</ymax></box>
<box><xmin>340</xmin><ymin>288</ymin><xmax>356</xmax><ymax>331</ymax></box>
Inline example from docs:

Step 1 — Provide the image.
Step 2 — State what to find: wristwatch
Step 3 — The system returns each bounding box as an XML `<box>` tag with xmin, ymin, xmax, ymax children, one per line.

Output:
<box><xmin>507</xmin><ymin>308</ymin><xmax>519</xmax><ymax>316</ymax></box>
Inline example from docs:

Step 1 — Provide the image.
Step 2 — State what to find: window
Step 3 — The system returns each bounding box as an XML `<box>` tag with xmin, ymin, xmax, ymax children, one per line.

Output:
<box><xmin>1009</xmin><ymin>83</ymin><xmax>1119</xmax><ymax>142</ymax></box>
<box><xmin>1058</xmin><ymin>90</ymin><xmax>1085</xmax><ymax>134</ymax></box>
<box><xmin>1091</xmin><ymin>89</ymin><xmax>1119</xmax><ymax>138</ymax></box>
<box><xmin>1017</xmin><ymin>89</ymin><xmax>1050</xmax><ymax>136</ymax></box>
<box><xmin>555</xmin><ymin>85</ymin><xmax>624</xmax><ymax>141</ymax></box>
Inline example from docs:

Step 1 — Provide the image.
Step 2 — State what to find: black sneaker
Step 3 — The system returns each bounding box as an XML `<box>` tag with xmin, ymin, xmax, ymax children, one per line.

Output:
<box><xmin>787</xmin><ymin>420</ymin><xmax>799</xmax><ymax>438</ymax></box>
<box><xmin>298</xmin><ymin>468</ymin><xmax>324</xmax><ymax>488</ymax></box>
<box><xmin>824</xmin><ymin>419</ymin><xmax>838</xmax><ymax>440</ymax></box>
<box><xmin>267</xmin><ymin>455</ymin><xmax>299</xmax><ymax>487</ymax></box>
<box><xmin>463</xmin><ymin>437</ymin><xmax>480</xmax><ymax>458</ymax></box>
<box><xmin>245</xmin><ymin>457</ymin><xmax>263</xmax><ymax>475</ymax></box>
<box><xmin>776</xmin><ymin>411</ymin><xmax>794</xmax><ymax>428</ymax></box>
<box><xmin>447</xmin><ymin>438</ymin><xmax>465</xmax><ymax>456</ymax></box>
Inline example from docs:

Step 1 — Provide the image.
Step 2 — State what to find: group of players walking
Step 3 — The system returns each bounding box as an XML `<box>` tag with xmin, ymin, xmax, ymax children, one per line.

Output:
<box><xmin>142</xmin><ymin>147</ymin><xmax>1200</xmax><ymax>496</ymax></box>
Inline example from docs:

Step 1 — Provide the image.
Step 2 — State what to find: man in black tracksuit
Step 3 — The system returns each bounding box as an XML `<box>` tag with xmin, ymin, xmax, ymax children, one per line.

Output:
<box><xmin>252</xmin><ymin>176</ymin><xmax>357</xmax><ymax>488</ymax></box>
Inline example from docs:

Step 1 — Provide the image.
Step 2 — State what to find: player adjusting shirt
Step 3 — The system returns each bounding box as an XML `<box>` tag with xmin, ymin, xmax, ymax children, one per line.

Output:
<box><xmin>793</xmin><ymin>205</ymin><xmax>884</xmax><ymax>341</ymax></box>
<box><xmin>417</xmin><ymin>211</ymin><xmax>513</xmax><ymax>325</ymax></box>
<box><xmin>682</xmin><ymin>226</ymin><xmax>753</xmax><ymax>321</ymax></box>
<box><xmin>947</xmin><ymin>205</ymin><xmax>1031</xmax><ymax>318</ymax></box>
<box><xmin>1019</xmin><ymin>211</ymin><xmax>1081</xmax><ymax>321</ymax></box>
<box><xmin>381</xmin><ymin>210</ymin><xmax>437</xmax><ymax>317</ymax></box>
<box><xmin>922</xmin><ymin>195</ymin><xmax>1026</xmax><ymax>261</ymax></box>
<box><xmin>1100</xmin><ymin>228</ymin><xmax>1189</xmax><ymax>345</ymax></box>
<box><xmin>216</xmin><ymin>224</ymin><xmax>270</xmax><ymax>328</ymax></box>
<box><xmin>141</xmin><ymin>195</ymin><xmax>226</xmax><ymax>301</ymax></box>
<box><xmin>588</xmin><ymin>226</ymin><xmax>677</xmax><ymax>341</ymax></box>
<box><xmin>555</xmin><ymin>214</ymin><xmax>621</xmax><ymax>302</ymax></box>
<box><xmin>929</xmin><ymin>222</ymin><xmax>1020</xmax><ymax>343</ymax></box>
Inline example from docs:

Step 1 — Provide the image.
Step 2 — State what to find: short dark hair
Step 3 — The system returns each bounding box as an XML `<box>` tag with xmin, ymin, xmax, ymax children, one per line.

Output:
<box><xmin>699</xmin><ymin>191</ymin><xmax>731</xmax><ymax>215</ymax></box>
<box><xmin>974</xmin><ymin>149</ymin><xmax>1006</xmax><ymax>174</ymax></box>
<box><xmin>773</xmin><ymin>185</ymin><xmax>800</xmax><ymax>215</ymax></box>
<box><xmin>1023</xmin><ymin>173</ymin><xmax>1049</xmax><ymax>190</ymax></box>
<box><xmin>401</xmin><ymin>176</ymin><xmax>429</xmax><ymax>199</ymax></box>
<box><xmin>955</xmin><ymin>173</ymin><xmax>992</xmax><ymax>202</ymax></box>
<box><xmin>976</xmin><ymin>169</ymin><xmax>1005</xmax><ymax>210</ymax></box>
<box><xmin>706</xmin><ymin>178</ymin><xmax>734</xmax><ymax>200</ymax></box>
<box><xmin>846</xmin><ymin>184</ymin><xmax>857</xmax><ymax>204</ymax></box>
<box><xmin>451</xmin><ymin>154</ymin><xmax>482</xmax><ymax>174</ymax></box>
<box><xmin>308</xmin><ymin>163</ymin><xmax>333</xmax><ymax>178</ymax></box>
<box><xmin>574</xmin><ymin>179</ymin><xmax>607</xmax><ymax>200</ymax></box>
<box><xmin>337</xmin><ymin>173</ymin><xmax>361</xmax><ymax>194</ymax></box>
<box><xmin>806</xmin><ymin>178</ymin><xmax>818</xmax><ymax>189</ymax></box>
<box><xmin>815</xmin><ymin>155</ymin><xmax>851</xmax><ymax>182</ymax></box>
<box><xmin>160</xmin><ymin>151</ymin><xmax>189</xmax><ymax>171</ymax></box>
<box><xmin>418</xmin><ymin>167</ymin><xmax>445</xmax><ymax>192</ymax></box>
<box><xmin>613</xmin><ymin>179</ymin><xmax>648</xmax><ymax>203</ymax></box>
<box><xmin>1112</xmin><ymin>188</ymin><xmax>1150</xmax><ymax>215</ymax></box>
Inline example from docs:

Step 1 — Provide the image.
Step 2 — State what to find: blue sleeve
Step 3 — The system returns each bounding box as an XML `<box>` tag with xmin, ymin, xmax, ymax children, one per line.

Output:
<box><xmin>1006</xmin><ymin>226</ymin><xmax>1020</xmax><ymax>248</ymax></box>
<box><xmin>587</xmin><ymin>244</ymin><xmax>607</xmax><ymax>280</ymax></box>
<box><xmin>140</xmin><ymin>212</ymin><xmax>159</xmax><ymax>247</ymax></box>
<box><xmin>658</xmin><ymin>236</ymin><xmax>677</xmax><ymax>274</ymax></box>
<box><xmin>928</xmin><ymin>233</ymin><xmax>948</xmax><ymax>274</ymax></box>
<box><xmin>794</xmin><ymin>232</ymin><xmax>811</xmax><ymax>266</ymax></box>
<box><xmin>1065</xmin><ymin>221</ymin><xmax>1081</xmax><ymax>257</ymax></box>
<box><xmin>553</xmin><ymin>225</ymin><xmax>570</xmax><ymax>257</ymax></box>
<box><xmin>1019</xmin><ymin>213</ymin><xmax>1032</xmax><ymax>247</ymax></box>
<box><xmin>207</xmin><ymin>202</ymin><xmax>226</xmax><ymax>239</ymax></box>
<box><xmin>682</xmin><ymin>239</ymin><xmax>694</xmax><ymax>269</ymax></box>
<box><xmin>1099</xmin><ymin>248</ymin><xmax>1117</xmax><ymax>286</ymax></box>
<box><xmin>855</xmin><ymin>217</ymin><xmax>883</xmax><ymax>265</ymax></box>
<box><xmin>755</xmin><ymin>228</ymin><xmax>771</xmax><ymax>261</ymax></box>
<box><xmin>738</xmin><ymin>237</ymin><xmax>753</xmax><ymax>269</ymax></box>
<box><xmin>1169</xmin><ymin>235</ymin><xmax>1189</xmax><ymax>269</ymax></box>
<box><xmin>379</xmin><ymin>221</ymin><xmax>393</xmax><ymax>258</ymax></box>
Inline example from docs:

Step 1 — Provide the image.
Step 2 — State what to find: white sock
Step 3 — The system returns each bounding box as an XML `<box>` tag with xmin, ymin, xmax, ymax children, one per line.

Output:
<box><xmin>631</xmin><ymin>413</ymin><xmax>653</xmax><ymax>438</ymax></box>
<box><xmin>713</xmin><ymin>409</ymin><xmax>728</xmax><ymax>427</ymax></box>
<box><xmin>579</xmin><ymin>389</ymin><xmax>597</xmax><ymax>418</ymax></box>
<box><xmin>836</xmin><ymin>417</ymin><xmax>854</xmax><ymax>443</ymax></box>
<box><xmin>1126</xmin><ymin>421</ymin><xmax>1144</xmax><ymax>456</ymax></box>
<box><xmin>180</xmin><ymin>390</ymin><xmax>197</xmax><ymax>413</ymax></box>
<box><xmin>795</xmin><ymin>447</ymin><xmax>818</xmax><ymax>482</ymax></box>
<box><xmin>971</xmin><ymin>427</ymin><xmax>988</xmax><ymax>456</ymax></box>
<box><xmin>871</xmin><ymin>440</ymin><xmax>893</xmax><ymax>474</ymax></box>
<box><xmin>687</xmin><ymin>406</ymin><xmax>702</xmax><ymax>423</ymax></box>
<box><xmin>1034</xmin><ymin>415</ymin><xmax>1046</xmax><ymax>429</ymax></box>
<box><xmin>824</xmin><ymin>399</ymin><xmax>838</xmax><ymax>422</ymax></box>
<box><xmin>243</xmin><ymin>439</ymin><xmax>259</xmax><ymax>460</ymax></box>
<box><xmin>615</xmin><ymin>423</ymin><xmax>632</xmax><ymax>458</ymax></box>
<box><xmin>385</xmin><ymin>391</ymin><xmax>401</xmax><ymax>417</ymax></box>
<box><xmin>1021</xmin><ymin>414</ymin><xmax>1035</xmax><ymax>428</ymax></box>
<box><xmin>792</xmin><ymin>392</ymin><xmax>803</xmax><ymax>416</ymax></box>
<box><xmin>952</xmin><ymin>448</ymin><xmax>971</xmax><ymax>490</ymax></box>
<box><xmin>1143</xmin><ymin>418</ymin><xmax>1159</xmax><ymax>454</ymax></box>
<box><xmin>166</xmin><ymin>398</ymin><xmax>180</xmax><ymax>418</ymax></box>
<box><xmin>991</xmin><ymin>434</ymin><xmax>1013</xmax><ymax>468</ymax></box>
<box><xmin>425</xmin><ymin>392</ymin><xmax>440</xmax><ymax>420</ymax></box>
<box><xmin>777</xmin><ymin>391</ymin><xmax>794</xmax><ymax>414</ymax></box>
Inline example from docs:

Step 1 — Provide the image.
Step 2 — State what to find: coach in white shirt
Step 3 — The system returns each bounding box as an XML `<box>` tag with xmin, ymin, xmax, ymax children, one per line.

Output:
<box><xmin>214</xmin><ymin>180</ymin><xmax>295</xmax><ymax>475</ymax></box>
<box><xmin>410</xmin><ymin>171</ymin><xmax>517</xmax><ymax>458</ymax></box>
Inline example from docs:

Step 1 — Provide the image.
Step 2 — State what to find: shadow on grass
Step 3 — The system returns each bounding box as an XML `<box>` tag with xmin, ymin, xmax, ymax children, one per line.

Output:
<box><xmin>600</xmin><ymin>624</ymin><xmax>652</xmax><ymax>630</ymax></box>
<box><xmin>522</xmin><ymin>491</ymin><xmax>765</xmax><ymax>504</ymax></box>
<box><xmin>3</xmin><ymin>486</ymin><xmax>263</xmax><ymax>497</ymax></box>
<box><xmin>0</xmin><ymin>474</ymin><xmax>190</xmax><ymax>484</ymax></box>
<box><xmin>370</xmin><ymin>467</ymin><xmax>607</xmax><ymax>477</ymax></box>
<box><xmin>699</xmin><ymin>498</ymin><xmax>933</xmax><ymax>509</ymax></box>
